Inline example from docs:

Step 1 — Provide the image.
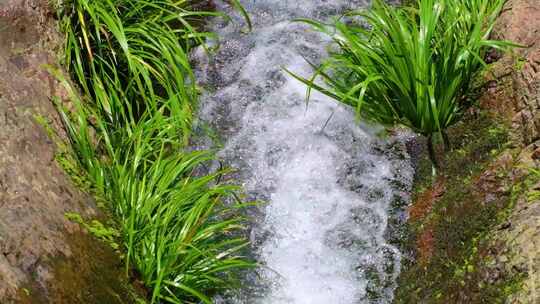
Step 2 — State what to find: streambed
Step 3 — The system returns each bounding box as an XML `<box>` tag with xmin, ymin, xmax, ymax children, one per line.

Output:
<box><xmin>194</xmin><ymin>1</ymin><xmax>414</xmax><ymax>303</ymax></box>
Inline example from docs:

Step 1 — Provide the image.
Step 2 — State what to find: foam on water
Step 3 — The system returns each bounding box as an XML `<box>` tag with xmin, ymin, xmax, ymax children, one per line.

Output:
<box><xmin>193</xmin><ymin>1</ymin><xmax>413</xmax><ymax>303</ymax></box>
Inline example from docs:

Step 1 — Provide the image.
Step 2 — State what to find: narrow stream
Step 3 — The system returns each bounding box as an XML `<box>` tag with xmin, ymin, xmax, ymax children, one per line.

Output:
<box><xmin>194</xmin><ymin>1</ymin><xmax>413</xmax><ymax>303</ymax></box>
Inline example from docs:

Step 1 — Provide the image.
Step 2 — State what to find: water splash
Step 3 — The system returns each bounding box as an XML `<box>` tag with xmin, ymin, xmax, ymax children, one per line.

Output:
<box><xmin>194</xmin><ymin>1</ymin><xmax>413</xmax><ymax>303</ymax></box>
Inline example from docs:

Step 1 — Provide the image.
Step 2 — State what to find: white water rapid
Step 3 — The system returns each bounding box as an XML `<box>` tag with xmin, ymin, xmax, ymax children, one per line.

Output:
<box><xmin>193</xmin><ymin>1</ymin><xmax>413</xmax><ymax>303</ymax></box>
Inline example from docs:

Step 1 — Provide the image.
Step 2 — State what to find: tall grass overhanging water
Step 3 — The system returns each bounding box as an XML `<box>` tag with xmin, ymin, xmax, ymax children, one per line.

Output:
<box><xmin>54</xmin><ymin>0</ymin><xmax>254</xmax><ymax>303</ymax></box>
<box><xmin>289</xmin><ymin>0</ymin><xmax>517</xmax><ymax>170</ymax></box>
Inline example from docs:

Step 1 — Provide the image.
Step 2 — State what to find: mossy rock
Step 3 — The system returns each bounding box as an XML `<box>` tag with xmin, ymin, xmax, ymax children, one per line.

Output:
<box><xmin>0</xmin><ymin>1</ymin><xmax>141</xmax><ymax>302</ymax></box>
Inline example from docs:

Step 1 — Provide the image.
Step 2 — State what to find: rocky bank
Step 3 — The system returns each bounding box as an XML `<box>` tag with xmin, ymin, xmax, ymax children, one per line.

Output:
<box><xmin>0</xmin><ymin>1</ymin><xmax>138</xmax><ymax>303</ymax></box>
<box><xmin>395</xmin><ymin>0</ymin><xmax>540</xmax><ymax>303</ymax></box>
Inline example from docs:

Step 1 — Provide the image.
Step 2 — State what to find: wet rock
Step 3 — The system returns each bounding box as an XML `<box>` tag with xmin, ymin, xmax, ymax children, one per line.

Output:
<box><xmin>0</xmin><ymin>1</ymin><xmax>138</xmax><ymax>303</ymax></box>
<box><xmin>483</xmin><ymin>1</ymin><xmax>540</xmax><ymax>302</ymax></box>
<box><xmin>492</xmin><ymin>144</ymin><xmax>540</xmax><ymax>304</ymax></box>
<box><xmin>481</xmin><ymin>0</ymin><xmax>540</xmax><ymax>146</ymax></box>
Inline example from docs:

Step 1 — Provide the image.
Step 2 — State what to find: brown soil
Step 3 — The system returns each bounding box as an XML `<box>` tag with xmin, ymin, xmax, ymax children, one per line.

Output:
<box><xmin>0</xmin><ymin>1</ymin><xmax>138</xmax><ymax>302</ymax></box>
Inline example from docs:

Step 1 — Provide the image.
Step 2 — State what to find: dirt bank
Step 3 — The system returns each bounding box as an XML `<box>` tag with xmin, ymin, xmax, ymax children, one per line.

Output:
<box><xmin>0</xmin><ymin>1</ymin><xmax>138</xmax><ymax>302</ymax></box>
<box><xmin>394</xmin><ymin>0</ymin><xmax>539</xmax><ymax>303</ymax></box>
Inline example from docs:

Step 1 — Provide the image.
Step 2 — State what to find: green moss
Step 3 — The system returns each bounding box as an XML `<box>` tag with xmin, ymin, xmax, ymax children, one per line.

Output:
<box><xmin>526</xmin><ymin>168</ymin><xmax>540</xmax><ymax>203</ymax></box>
<box><xmin>514</xmin><ymin>56</ymin><xmax>527</xmax><ymax>71</ymax></box>
<box><xmin>34</xmin><ymin>113</ymin><xmax>95</xmax><ymax>193</ymax></box>
<box><xmin>13</xmin><ymin>231</ymin><xmax>145</xmax><ymax>304</ymax></box>
<box><xmin>65</xmin><ymin>212</ymin><xmax>121</xmax><ymax>251</ymax></box>
<box><xmin>394</xmin><ymin>111</ymin><xmax>525</xmax><ymax>303</ymax></box>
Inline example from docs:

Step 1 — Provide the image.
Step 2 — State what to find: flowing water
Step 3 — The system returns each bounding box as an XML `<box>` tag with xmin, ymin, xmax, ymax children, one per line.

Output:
<box><xmin>193</xmin><ymin>1</ymin><xmax>413</xmax><ymax>303</ymax></box>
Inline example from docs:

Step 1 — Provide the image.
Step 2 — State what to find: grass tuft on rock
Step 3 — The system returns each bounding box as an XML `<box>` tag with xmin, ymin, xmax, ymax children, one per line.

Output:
<box><xmin>288</xmin><ymin>0</ymin><xmax>517</xmax><ymax>169</ymax></box>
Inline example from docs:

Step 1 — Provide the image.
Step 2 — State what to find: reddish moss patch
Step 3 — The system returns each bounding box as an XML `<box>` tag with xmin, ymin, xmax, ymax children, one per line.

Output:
<box><xmin>408</xmin><ymin>177</ymin><xmax>446</xmax><ymax>222</ymax></box>
<box><xmin>416</xmin><ymin>224</ymin><xmax>435</xmax><ymax>265</ymax></box>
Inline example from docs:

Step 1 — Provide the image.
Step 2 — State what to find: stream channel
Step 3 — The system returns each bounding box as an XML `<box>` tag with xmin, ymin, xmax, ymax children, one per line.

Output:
<box><xmin>193</xmin><ymin>1</ymin><xmax>414</xmax><ymax>303</ymax></box>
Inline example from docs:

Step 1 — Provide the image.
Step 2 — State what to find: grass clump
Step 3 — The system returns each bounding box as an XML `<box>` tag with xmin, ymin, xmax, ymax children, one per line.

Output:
<box><xmin>289</xmin><ymin>0</ymin><xmax>515</xmax><ymax>169</ymax></box>
<box><xmin>54</xmin><ymin>0</ymin><xmax>253</xmax><ymax>303</ymax></box>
